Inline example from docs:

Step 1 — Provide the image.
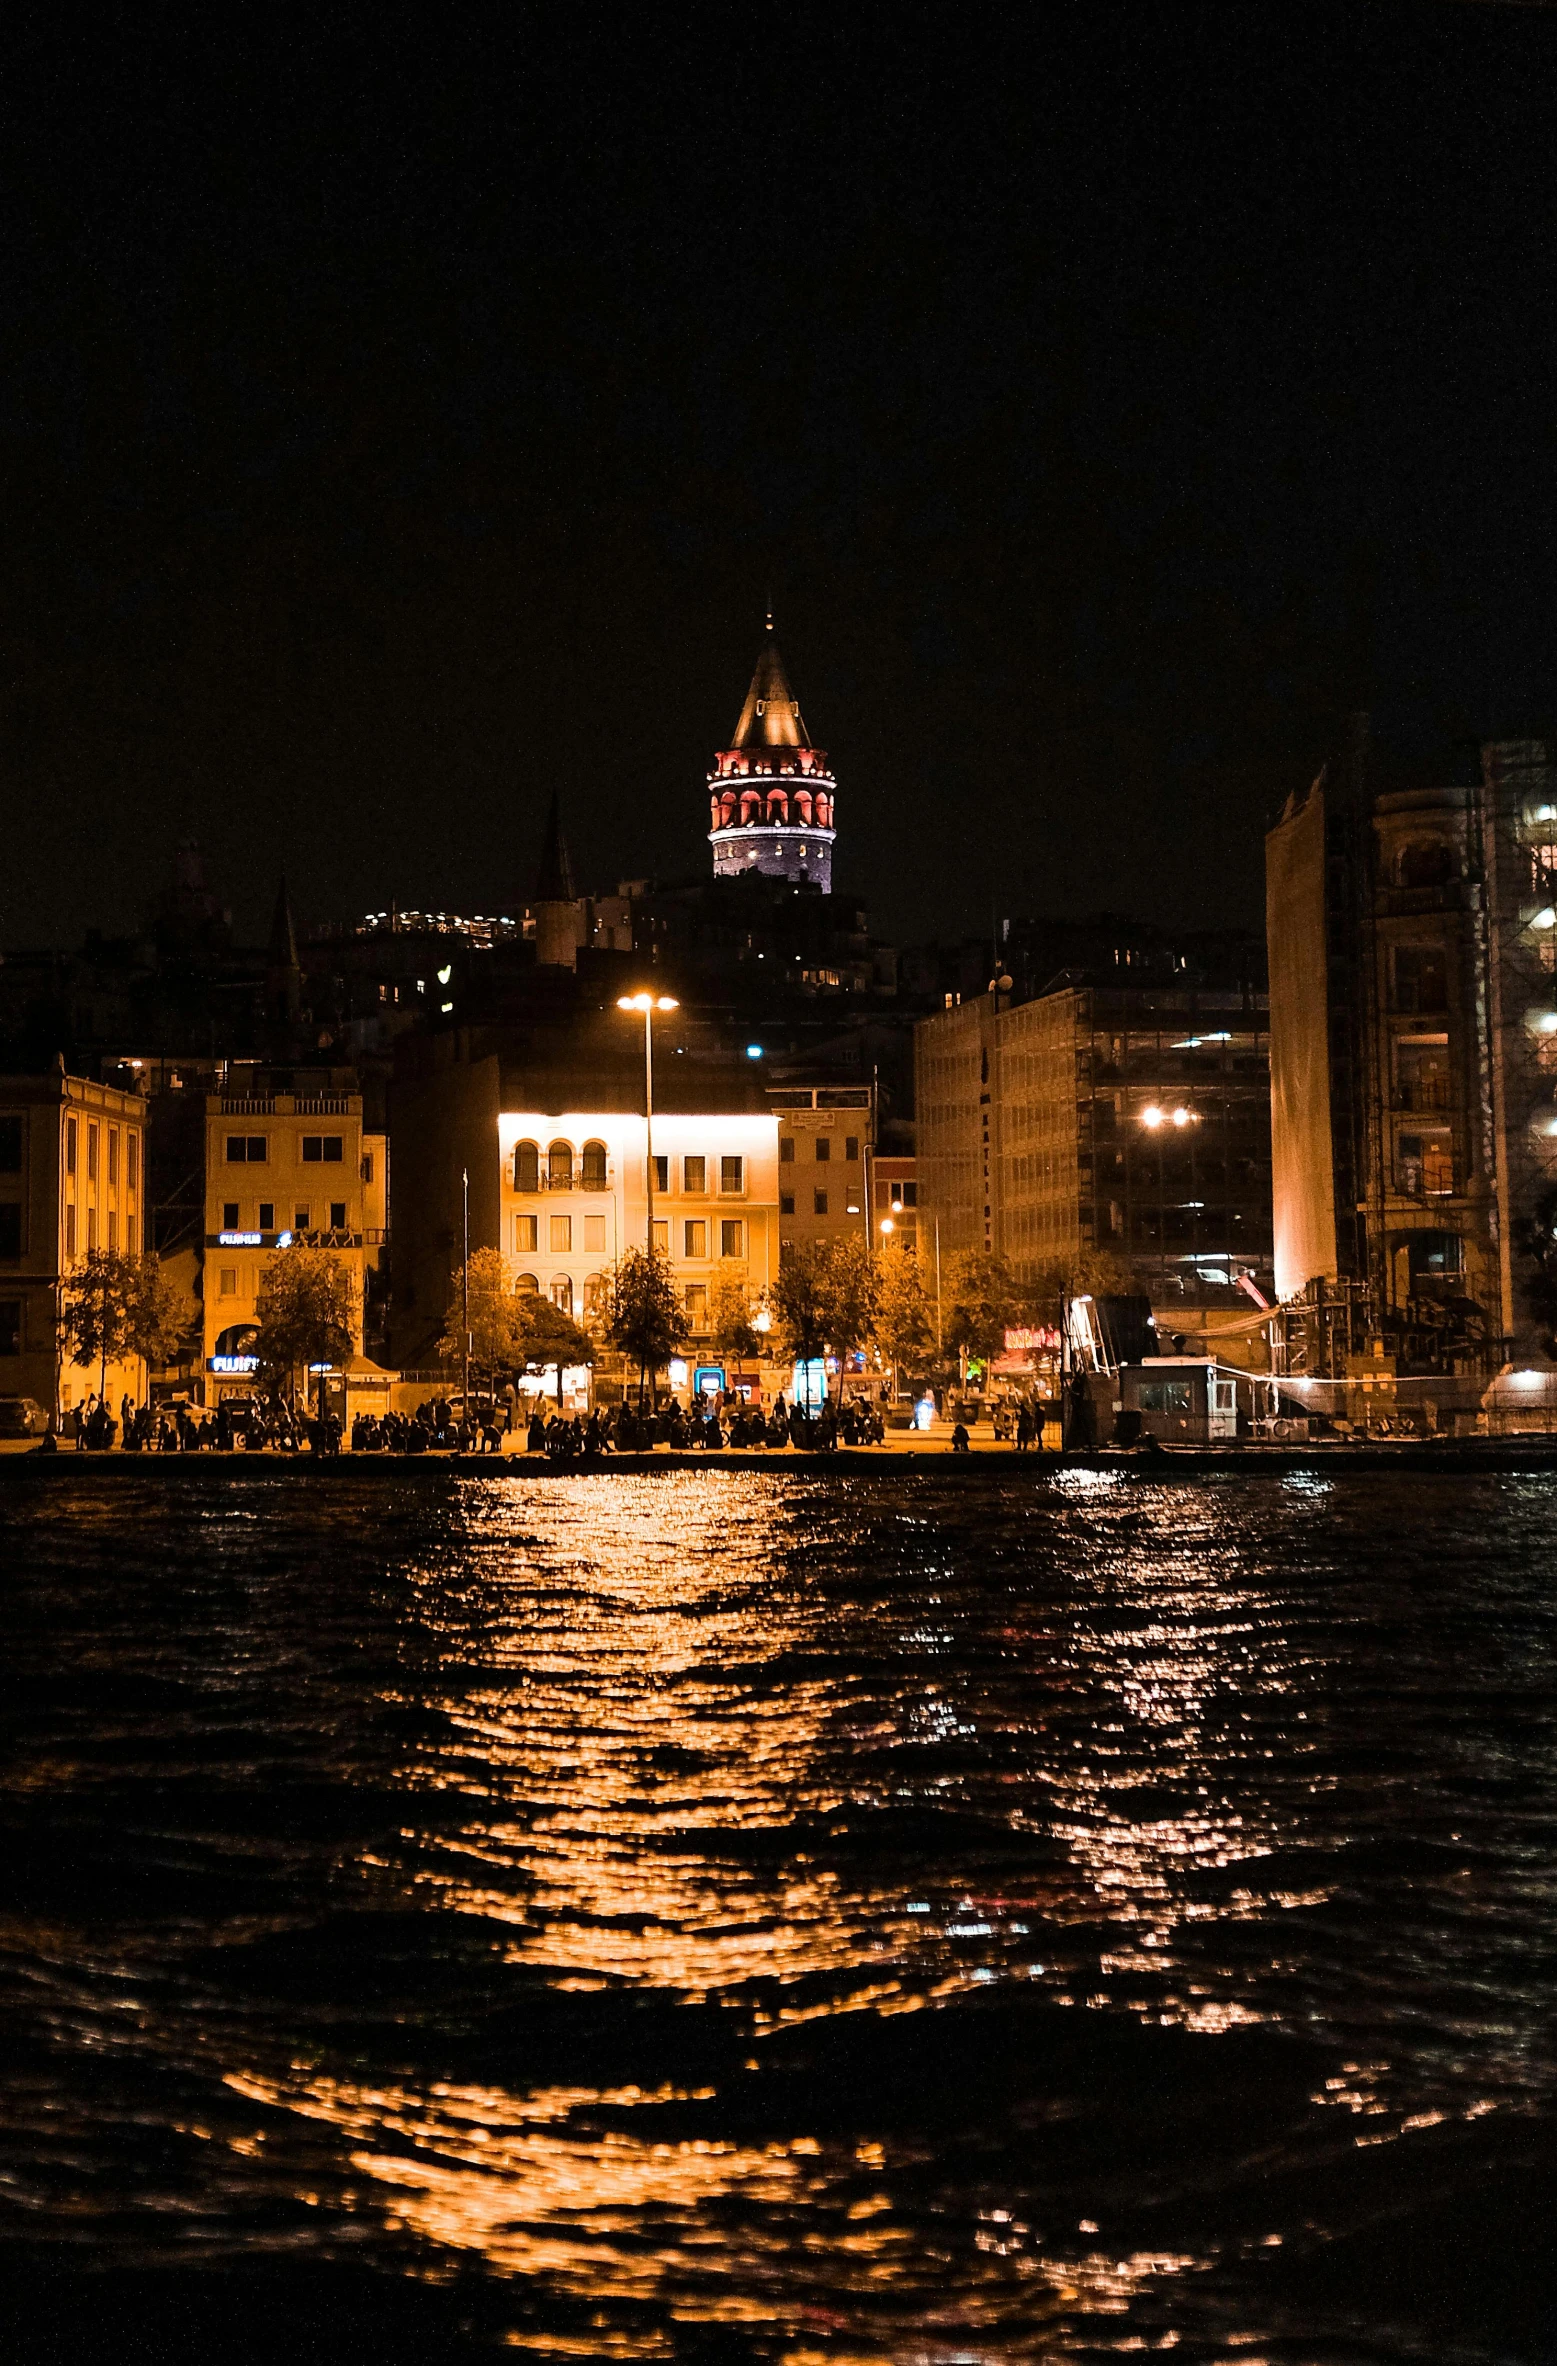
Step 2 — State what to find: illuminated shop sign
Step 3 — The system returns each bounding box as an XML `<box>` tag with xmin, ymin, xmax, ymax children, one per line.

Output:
<box><xmin>209</xmin><ymin>1355</ymin><xmax>259</xmax><ymax>1373</ymax></box>
<box><xmin>218</xmin><ymin>1231</ymin><xmax>262</xmax><ymax>1246</ymax></box>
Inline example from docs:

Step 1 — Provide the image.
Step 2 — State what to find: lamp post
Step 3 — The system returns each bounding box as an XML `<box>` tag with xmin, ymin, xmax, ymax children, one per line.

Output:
<box><xmin>461</xmin><ymin>1165</ymin><xmax>470</xmax><ymax>1419</ymax></box>
<box><xmin>616</xmin><ymin>993</ymin><xmax>679</xmax><ymax>1256</ymax></box>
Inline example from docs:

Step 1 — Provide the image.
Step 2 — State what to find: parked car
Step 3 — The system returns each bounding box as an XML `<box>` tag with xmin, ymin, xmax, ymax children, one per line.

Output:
<box><xmin>0</xmin><ymin>1397</ymin><xmax>50</xmax><ymax>1437</ymax></box>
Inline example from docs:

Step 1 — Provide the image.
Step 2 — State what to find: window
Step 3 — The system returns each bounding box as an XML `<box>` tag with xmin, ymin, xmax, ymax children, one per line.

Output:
<box><xmin>0</xmin><ymin>1116</ymin><xmax>20</xmax><ymax>1173</ymax></box>
<box><xmin>361</xmin><ymin>1151</ymin><xmax>374</xmax><ymax>1185</ymax></box>
<box><xmin>548</xmin><ymin>1140</ymin><xmax>573</xmax><ymax>1188</ymax></box>
<box><xmin>259</xmin><ymin>1202</ymin><xmax>274</xmax><ymax>1231</ymax></box>
<box><xmin>126</xmin><ymin>1214</ymin><xmax>137</xmax><ymax>1253</ymax></box>
<box><xmin>652</xmin><ymin>1219</ymin><xmax>668</xmax><ymax>1255</ymax></box>
<box><xmin>226</xmin><ymin>1135</ymin><xmax>267</xmax><ymax>1164</ymax></box>
<box><xmin>684</xmin><ymin>1283</ymin><xmax>707</xmax><ymax>1329</ymax></box>
<box><xmin>814</xmin><ymin>1190</ymin><xmax>829</xmax><ymax>1216</ymax></box>
<box><xmin>0</xmin><ymin>1205</ymin><xmax>20</xmax><ymax>1258</ymax></box>
<box><xmin>127</xmin><ymin>1134</ymin><xmax>138</xmax><ymax>1192</ymax></box>
<box><xmin>330</xmin><ymin>1202</ymin><xmax>346</xmax><ymax>1230</ymax></box>
<box><xmin>514</xmin><ymin>1140</ymin><xmax>540</xmax><ymax>1193</ymax></box>
<box><xmin>66</xmin><ymin>1118</ymin><xmax>77</xmax><ymax>1177</ymax></box>
<box><xmin>652</xmin><ymin>1154</ymin><xmax>669</xmax><ymax>1192</ymax></box>
<box><xmin>0</xmin><ymin>1297</ymin><xmax>20</xmax><ymax>1353</ymax></box>
<box><xmin>845</xmin><ymin>1136</ymin><xmax>859</xmax><ymax>1162</ymax></box>
<box><xmin>580</xmin><ymin>1140</ymin><xmax>608</xmax><ymax>1191</ymax></box>
<box><xmin>683</xmin><ymin>1154</ymin><xmax>706</xmax><ymax>1194</ymax></box>
<box><xmin>1138</xmin><ymin>1379</ymin><xmax>1194</xmax><ymax>1413</ymax></box>
<box><xmin>515</xmin><ymin>1213</ymin><xmax>538</xmax><ymax>1253</ymax></box>
<box><xmin>88</xmin><ymin>1124</ymin><xmax>99</xmax><ymax>1181</ymax></box>
<box><xmin>684</xmin><ymin>1219</ymin><xmax>707</xmax><ymax>1258</ymax></box>
<box><xmin>1397</xmin><ymin>841</ymin><xmax>1455</xmax><ymax>888</ymax></box>
<box><xmin>1392</xmin><ymin>946</ymin><xmax>1449</xmax><ymax>1014</ymax></box>
<box><xmin>219</xmin><ymin>1268</ymin><xmax>237</xmax><ymax>1297</ymax></box>
<box><xmin>551</xmin><ymin>1276</ymin><xmax>573</xmax><ymax>1313</ymax></box>
<box><xmin>720</xmin><ymin>1156</ymin><xmax>744</xmax><ymax>1193</ymax></box>
<box><xmin>584</xmin><ymin>1214</ymin><xmax>606</xmax><ymax>1252</ymax></box>
<box><xmin>302</xmin><ymin>1135</ymin><xmax>343</xmax><ymax>1163</ymax></box>
<box><xmin>721</xmin><ymin>1219</ymin><xmax>744</xmax><ymax>1258</ymax></box>
<box><xmin>108</xmin><ymin>1128</ymin><xmax>119</xmax><ymax>1185</ymax></box>
<box><xmin>780</xmin><ymin>1193</ymin><xmax>795</xmax><ymax>1217</ymax></box>
<box><xmin>107</xmin><ymin>1211</ymin><xmax>117</xmax><ymax>1250</ymax></box>
<box><xmin>65</xmin><ymin>1205</ymin><xmax>76</xmax><ymax>1257</ymax></box>
<box><xmin>814</xmin><ymin>1136</ymin><xmax>831</xmax><ymax>1162</ymax></box>
<box><xmin>1398</xmin><ymin>1132</ymin><xmax>1455</xmax><ymax>1196</ymax></box>
<box><xmin>779</xmin><ymin>1137</ymin><xmax>795</xmax><ymax>1164</ymax></box>
<box><xmin>584</xmin><ymin>1273</ymin><xmax>607</xmax><ymax>1319</ymax></box>
<box><xmin>1396</xmin><ymin>1039</ymin><xmax>1451</xmax><ymax>1111</ymax></box>
<box><xmin>223</xmin><ymin>1202</ymin><xmax>240</xmax><ymax>1229</ymax></box>
<box><xmin>515</xmin><ymin>1271</ymin><xmax>539</xmax><ymax>1295</ymax></box>
<box><xmin>1409</xmin><ymin>1231</ymin><xmax>1465</xmax><ymax>1281</ymax></box>
<box><xmin>550</xmin><ymin>1214</ymin><xmax>572</xmax><ymax>1252</ymax></box>
<box><xmin>294</xmin><ymin>1207</ymin><xmax>311</xmax><ymax>1232</ymax></box>
<box><xmin>87</xmin><ymin>1209</ymin><xmax>97</xmax><ymax>1250</ymax></box>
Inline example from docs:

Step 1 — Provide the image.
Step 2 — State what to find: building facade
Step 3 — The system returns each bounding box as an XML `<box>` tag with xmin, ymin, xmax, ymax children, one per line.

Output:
<box><xmin>768</xmin><ymin>1083</ymin><xmax>874</xmax><ymax>1258</ymax></box>
<box><xmin>201</xmin><ymin>1072</ymin><xmax>386</xmax><ymax>1399</ymax></box>
<box><xmin>916</xmin><ymin>984</ymin><xmax>1273</xmax><ymax>1308</ymax></box>
<box><xmin>0</xmin><ymin>1068</ymin><xmax>148</xmax><ymax>1419</ymax></box>
<box><xmin>499</xmin><ymin>1104</ymin><xmax>780</xmax><ymax>1351</ymax></box>
<box><xmin>708</xmin><ymin>624</ymin><xmax>838</xmax><ymax>891</ymax></box>
<box><xmin>1267</xmin><ymin>728</ymin><xmax>1557</xmax><ymax>1370</ymax></box>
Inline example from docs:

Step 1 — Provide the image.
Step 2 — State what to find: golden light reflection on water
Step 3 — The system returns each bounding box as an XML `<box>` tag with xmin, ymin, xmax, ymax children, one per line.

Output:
<box><xmin>215</xmin><ymin>1475</ymin><xmax>1365</xmax><ymax>2339</ymax></box>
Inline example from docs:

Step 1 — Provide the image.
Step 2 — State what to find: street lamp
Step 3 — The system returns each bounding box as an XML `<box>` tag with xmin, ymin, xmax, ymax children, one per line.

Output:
<box><xmin>616</xmin><ymin>993</ymin><xmax>679</xmax><ymax>1255</ymax></box>
<box><xmin>879</xmin><ymin>1216</ymin><xmax>895</xmax><ymax>1236</ymax></box>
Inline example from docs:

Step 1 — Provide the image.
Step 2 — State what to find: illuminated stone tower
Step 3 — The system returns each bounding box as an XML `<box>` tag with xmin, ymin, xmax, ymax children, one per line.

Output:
<box><xmin>708</xmin><ymin>620</ymin><xmax>837</xmax><ymax>891</ymax></box>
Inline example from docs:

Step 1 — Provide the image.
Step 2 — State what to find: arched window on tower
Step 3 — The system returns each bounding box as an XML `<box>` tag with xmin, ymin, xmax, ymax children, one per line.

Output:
<box><xmin>793</xmin><ymin>789</ymin><xmax>813</xmax><ymax>825</ymax></box>
<box><xmin>719</xmin><ymin>790</ymin><xmax>737</xmax><ymax>826</ymax></box>
<box><xmin>767</xmin><ymin>790</ymin><xmax>788</xmax><ymax>822</ymax></box>
<box><xmin>513</xmin><ymin>1140</ymin><xmax>540</xmax><ymax>1193</ymax></box>
<box><xmin>709</xmin><ymin>794</ymin><xmax>722</xmax><ymax>830</ymax></box>
<box><xmin>740</xmin><ymin>790</ymin><xmax>763</xmax><ymax>824</ymax></box>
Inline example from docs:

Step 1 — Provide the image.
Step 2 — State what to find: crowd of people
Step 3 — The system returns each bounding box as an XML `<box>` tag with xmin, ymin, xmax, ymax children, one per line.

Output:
<box><xmin>50</xmin><ymin>1385</ymin><xmax>1070</xmax><ymax>1458</ymax></box>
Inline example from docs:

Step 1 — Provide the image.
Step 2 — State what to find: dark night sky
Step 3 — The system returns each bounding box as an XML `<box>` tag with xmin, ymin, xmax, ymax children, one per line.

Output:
<box><xmin>4</xmin><ymin>3</ymin><xmax>1557</xmax><ymax>951</ymax></box>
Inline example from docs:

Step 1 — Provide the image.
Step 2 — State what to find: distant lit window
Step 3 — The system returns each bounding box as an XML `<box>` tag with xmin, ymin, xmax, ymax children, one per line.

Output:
<box><xmin>107</xmin><ymin>1129</ymin><xmax>119</xmax><ymax>1186</ymax></box>
<box><xmin>720</xmin><ymin>1156</ymin><xmax>744</xmax><ymax>1193</ymax></box>
<box><xmin>515</xmin><ymin>1271</ymin><xmax>539</xmax><ymax>1295</ymax></box>
<box><xmin>684</xmin><ymin>1283</ymin><xmax>707</xmax><ymax>1328</ymax></box>
<box><xmin>550</xmin><ymin>1214</ymin><xmax>572</xmax><ymax>1252</ymax></box>
<box><xmin>515</xmin><ymin>1213</ymin><xmax>538</xmax><ymax>1253</ymax></box>
<box><xmin>127</xmin><ymin>1134</ymin><xmax>139</xmax><ymax>1192</ymax></box>
<box><xmin>66</xmin><ymin>1117</ymin><xmax>77</xmax><ymax>1177</ymax></box>
<box><xmin>721</xmin><ymin>1219</ymin><xmax>744</xmax><ymax>1258</ymax></box>
<box><xmin>584</xmin><ymin>1215</ymin><xmax>606</xmax><ymax>1252</ymax></box>
<box><xmin>580</xmin><ymin>1140</ymin><xmax>608</xmax><ymax>1191</ymax></box>
<box><xmin>683</xmin><ymin>1154</ymin><xmax>706</xmax><ymax>1194</ymax></box>
<box><xmin>551</xmin><ymin>1275</ymin><xmax>573</xmax><ymax>1313</ymax></box>
<box><xmin>88</xmin><ymin>1124</ymin><xmax>99</xmax><ymax>1182</ymax></box>
<box><xmin>514</xmin><ymin>1140</ymin><xmax>540</xmax><ymax>1193</ymax></box>
<box><xmin>330</xmin><ymin>1202</ymin><xmax>346</xmax><ymax>1230</ymax></box>
<box><xmin>684</xmin><ymin>1219</ymin><xmax>707</xmax><ymax>1259</ymax></box>
<box><xmin>652</xmin><ymin>1155</ymin><xmax>669</xmax><ymax>1192</ymax></box>
<box><xmin>548</xmin><ymin>1140</ymin><xmax>573</xmax><ymax>1189</ymax></box>
<box><xmin>651</xmin><ymin>1219</ymin><xmax>668</xmax><ymax>1255</ymax></box>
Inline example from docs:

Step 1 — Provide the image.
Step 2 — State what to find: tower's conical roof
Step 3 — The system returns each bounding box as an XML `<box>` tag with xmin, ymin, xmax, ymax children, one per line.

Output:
<box><xmin>730</xmin><ymin>622</ymin><xmax>808</xmax><ymax>750</ymax></box>
<box><xmin>534</xmin><ymin>789</ymin><xmax>576</xmax><ymax>902</ymax></box>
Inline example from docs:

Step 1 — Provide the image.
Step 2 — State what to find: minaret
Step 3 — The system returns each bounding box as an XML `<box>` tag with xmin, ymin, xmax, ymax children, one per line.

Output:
<box><xmin>707</xmin><ymin>619</ymin><xmax>837</xmax><ymax>891</ymax></box>
<box><xmin>266</xmin><ymin>875</ymin><xmax>302</xmax><ymax>1025</ymax></box>
<box><xmin>533</xmin><ymin>789</ymin><xmax>584</xmax><ymax>969</ymax></box>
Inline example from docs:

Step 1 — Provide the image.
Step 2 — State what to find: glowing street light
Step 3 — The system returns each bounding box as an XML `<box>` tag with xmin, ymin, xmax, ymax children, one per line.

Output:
<box><xmin>879</xmin><ymin>1216</ymin><xmax>895</xmax><ymax>1235</ymax></box>
<box><xmin>616</xmin><ymin>993</ymin><xmax>680</xmax><ymax>1254</ymax></box>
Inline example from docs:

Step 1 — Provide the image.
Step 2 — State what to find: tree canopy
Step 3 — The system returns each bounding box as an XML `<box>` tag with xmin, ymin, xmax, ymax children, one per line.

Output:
<box><xmin>871</xmin><ymin>1240</ymin><xmax>935</xmax><ymax>1374</ymax></box>
<box><xmin>770</xmin><ymin>1236</ymin><xmax>878</xmax><ymax>1393</ymax></box>
<box><xmin>603</xmin><ymin>1249</ymin><xmax>689</xmax><ymax>1401</ymax></box>
<box><xmin>253</xmin><ymin>1247</ymin><xmax>358</xmax><ymax>1399</ymax></box>
<box><xmin>709</xmin><ymin>1263</ymin><xmax>761</xmax><ymax>1359</ymax></box>
<box><xmin>60</xmin><ymin>1250</ymin><xmax>196</xmax><ymax>1395</ymax></box>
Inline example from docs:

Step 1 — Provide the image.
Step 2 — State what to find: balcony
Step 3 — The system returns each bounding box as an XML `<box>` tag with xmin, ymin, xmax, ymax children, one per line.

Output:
<box><xmin>1393</xmin><ymin>1082</ymin><xmax>1453</xmax><ymax>1113</ymax></box>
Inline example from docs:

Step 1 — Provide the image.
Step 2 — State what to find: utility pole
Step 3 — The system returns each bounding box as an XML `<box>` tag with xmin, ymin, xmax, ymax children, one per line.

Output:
<box><xmin>461</xmin><ymin>1166</ymin><xmax>470</xmax><ymax>1416</ymax></box>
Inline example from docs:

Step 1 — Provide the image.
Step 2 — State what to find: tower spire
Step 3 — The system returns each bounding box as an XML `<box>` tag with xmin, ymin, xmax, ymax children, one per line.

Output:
<box><xmin>706</xmin><ymin>621</ymin><xmax>838</xmax><ymax>891</ymax></box>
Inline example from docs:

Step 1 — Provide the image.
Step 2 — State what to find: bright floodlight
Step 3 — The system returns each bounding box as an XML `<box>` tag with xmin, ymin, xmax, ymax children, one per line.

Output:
<box><xmin>618</xmin><ymin>991</ymin><xmax>679</xmax><ymax>1012</ymax></box>
<box><xmin>1140</xmin><ymin>1104</ymin><xmax>1164</xmax><ymax>1128</ymax></box>
<box><xmin>1171</xmin><ymin>1106</ymin><xmax>1191</xmax><ymax>1127</ymax></box>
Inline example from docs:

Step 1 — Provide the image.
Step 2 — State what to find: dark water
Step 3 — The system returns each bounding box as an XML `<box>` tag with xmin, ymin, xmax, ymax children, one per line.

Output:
<box><xmin>2</xmin><ymin>1468</ymin><xmax>1555</xmax><ymax>2364</ymax></box>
